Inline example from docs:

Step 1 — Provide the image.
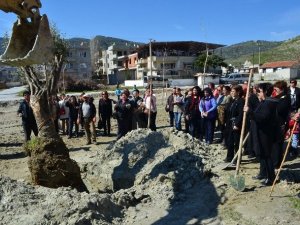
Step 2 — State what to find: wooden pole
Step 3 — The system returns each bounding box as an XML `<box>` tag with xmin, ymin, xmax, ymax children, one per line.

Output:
<box><xmin>269</xmin><ymin>121</ymin><xmax>298</xmax><ymax>197</ymax></box>
<box><xmin>147</xmin><ymin>39</ymin><xmax>153</xmax><ymax>129</ymax></box>
<box><xmin>235</xmin><ymin>71</ymin><xmax>253</xmax><ymax>177</ymax></box>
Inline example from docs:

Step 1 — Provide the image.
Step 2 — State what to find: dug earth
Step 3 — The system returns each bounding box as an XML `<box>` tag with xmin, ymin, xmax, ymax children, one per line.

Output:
<box><xmin>0</xmin><ymin>98</ymin><xmax>300</xmax><ymax>225</ymax></box>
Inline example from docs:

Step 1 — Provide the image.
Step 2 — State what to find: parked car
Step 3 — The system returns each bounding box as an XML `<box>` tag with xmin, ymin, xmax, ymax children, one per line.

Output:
<box><xmin>220</xmin><ymin>73</ymin><xmax>250</xmax><ymax>84</ymax></box>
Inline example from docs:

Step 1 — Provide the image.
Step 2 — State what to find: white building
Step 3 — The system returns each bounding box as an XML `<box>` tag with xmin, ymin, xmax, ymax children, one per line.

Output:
<box><xmin>254</xmin><ymin>60</ymin><xmax>300</xmax><ymax>81</ymax></box>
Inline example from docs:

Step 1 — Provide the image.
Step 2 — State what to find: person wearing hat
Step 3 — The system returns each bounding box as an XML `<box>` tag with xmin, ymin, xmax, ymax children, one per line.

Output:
<box><xmin>78</xmin><ymin>94</ymin><xmax>97</xmax><ymax>144</ymax></box>
<box><xmin>17</xmin><ymin>91</ymin><xmax>38</xmax><ymax>141</ymax></box>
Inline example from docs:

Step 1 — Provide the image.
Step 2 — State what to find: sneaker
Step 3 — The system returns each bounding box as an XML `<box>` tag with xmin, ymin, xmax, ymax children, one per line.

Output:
<box><xmin>252</xmin><ymin>174</ymin><xmax>266</xmax><ymax>180</ymax></box>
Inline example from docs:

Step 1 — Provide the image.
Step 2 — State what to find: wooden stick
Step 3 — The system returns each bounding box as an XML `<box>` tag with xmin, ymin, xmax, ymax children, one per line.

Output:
<box><xmin>269</xmin><ymin>121</ymin><xmax>298</xmax><ymax>197</ymax></box>
<box><xmin>222</xmin><ymin>132</ymin><xmax>249</xmax><ymax>170</ymax></box>
<box><xmin>235</xmin><ymin>71</ymin><xmax>253</xmax><ymax>177</ymax></box>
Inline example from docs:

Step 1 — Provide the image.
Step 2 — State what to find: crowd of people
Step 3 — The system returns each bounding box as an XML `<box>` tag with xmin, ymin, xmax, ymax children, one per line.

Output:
<box><xmin>18</xmin><ymin>80</ymin><xmax>300</xmax><ymax>186</ymax></box>
<box><xmin>18</xmin><ymin>86</ymin><xmax>158</xmax><ymax>144</ymax></box>
<box><xmin>165</xmin><ymin>80</ymin><xmax>300</xmax><ymax>186</ymax></box>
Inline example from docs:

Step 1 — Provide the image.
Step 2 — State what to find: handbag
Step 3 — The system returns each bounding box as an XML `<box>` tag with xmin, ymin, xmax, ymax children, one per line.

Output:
<box><xmin>97</xmin><ymin>117</ymin><xmax>103</xmax><ymax>129</ymax></box>
<box><xmin>59</xmin><ymin>107</ymin><xmax>65</xmax><ymax>115</ymax></box>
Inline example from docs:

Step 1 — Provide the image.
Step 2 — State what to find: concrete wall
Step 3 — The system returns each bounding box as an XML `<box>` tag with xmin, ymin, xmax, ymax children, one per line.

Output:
<box><xmin>169</xmin><ymin>79</ymin><xmax>196</xmax><ymax>87</ymax></box>
<box><xmin>197</xmin><ymin>76</ymin><xmax>220</xmax><ymax>88</ymax></box>
<box><xmin>124</xmin><ymin>80</ymin><xmax>145</xmax><ymax>87</ymax></box>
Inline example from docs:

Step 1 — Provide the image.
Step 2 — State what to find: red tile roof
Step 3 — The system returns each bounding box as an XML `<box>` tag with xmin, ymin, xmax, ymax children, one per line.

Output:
<box><xmin>260</xmin><ymin>61</ymin><xmax>299</xmax><ymax>69</ymax></box>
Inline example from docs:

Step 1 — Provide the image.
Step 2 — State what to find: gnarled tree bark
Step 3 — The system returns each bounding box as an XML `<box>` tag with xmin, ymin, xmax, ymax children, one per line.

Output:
<box><xmin>22</xmin><ymin>55</ymin><xmax>87</xmax><ymax>192</ymax></box>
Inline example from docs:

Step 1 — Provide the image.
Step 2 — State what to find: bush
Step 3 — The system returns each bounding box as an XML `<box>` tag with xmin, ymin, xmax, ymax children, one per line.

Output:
<box><xmin>59</xmin><ymin>76</ymin><xmax>99</xmax><ymax>92</ymax></box>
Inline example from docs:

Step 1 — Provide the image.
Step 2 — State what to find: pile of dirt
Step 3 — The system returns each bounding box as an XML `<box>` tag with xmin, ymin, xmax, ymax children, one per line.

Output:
<box><xmin>0</xmin><ymin>176</ymin><xmax>122</xmax><ymax>225</ymax></box>
<box><xmin>83</xmin><ymin>128</ymin><xmax>225</xmax><ymax>224</ymax></box>
<box><xmin>0</xmin><ymin>128</ymin><xmax>225</xmax><ymax>225</ymax></box>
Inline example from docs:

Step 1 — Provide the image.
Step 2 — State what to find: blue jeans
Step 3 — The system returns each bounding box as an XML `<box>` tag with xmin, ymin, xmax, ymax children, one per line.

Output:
<box><xmin>291</xmin><ymin>133</ymin><xmax>299</xmax><ymax>149</ymax></box>
<box><xmin>203</xmin><ymin>117</ymin><xmax>216</xmax><ymax>144</ymax></box>
<box><xmin>174</xmin><ymin>112</ymin><xmax>182</xmax><ymax>130</ymax></box>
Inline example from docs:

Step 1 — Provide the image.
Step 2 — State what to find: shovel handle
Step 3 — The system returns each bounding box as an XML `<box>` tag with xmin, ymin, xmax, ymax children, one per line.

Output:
<box><xmin>269</xmin><ymin>121</ymin><xmax>298</xmax><ymax>197</ymax></box>
<box><xmin>235</xmin><ymin>71</ymin><xmax>253</xmax><ymax>177</ymax></box>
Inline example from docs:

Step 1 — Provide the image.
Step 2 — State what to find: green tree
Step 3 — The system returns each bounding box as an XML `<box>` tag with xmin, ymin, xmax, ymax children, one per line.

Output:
<box><xmin>194</xmin><ymin>53</ymin><xmax>228</xmax><ymax>73</ymax></box>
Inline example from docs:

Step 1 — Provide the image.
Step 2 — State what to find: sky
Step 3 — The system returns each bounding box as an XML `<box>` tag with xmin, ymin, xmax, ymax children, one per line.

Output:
<box><xmin>1</xmin><ymin>0</ymin><xmax>300</xmax><ymax>45</ymax></box>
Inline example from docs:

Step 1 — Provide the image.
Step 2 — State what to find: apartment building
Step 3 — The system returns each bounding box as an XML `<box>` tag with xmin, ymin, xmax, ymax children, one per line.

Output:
<box><xmin>99</xmin><ymin>44</ymin><xmax>136</xmax><ymax>84</ymax></box>
<box><xmin>64</xmin><ymin>39</ymin><xmax>92</xmax><ymax>80</ymax></box>
<box><xmin>136</xmin><ymin>41</ymin><xmax>224</xmax><ymax>81</ymax></box>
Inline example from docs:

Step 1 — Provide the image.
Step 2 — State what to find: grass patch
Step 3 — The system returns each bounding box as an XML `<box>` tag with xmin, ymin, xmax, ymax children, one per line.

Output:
<box><xmin>290</xmin><ymin>197</ymin><xmax>300</xmax><ymax>210</ymax></box>
<box><xmin>23</xmin><ymin>137</ymin><xmax>44</xmax><ymax>156</ymax></box>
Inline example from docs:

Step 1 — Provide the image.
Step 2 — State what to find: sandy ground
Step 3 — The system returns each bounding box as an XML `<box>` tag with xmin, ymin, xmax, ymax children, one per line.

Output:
<box><xmin>0</xmin><ymin>92</ymin><xmax>300</xmax><ymax>225</ymax></box>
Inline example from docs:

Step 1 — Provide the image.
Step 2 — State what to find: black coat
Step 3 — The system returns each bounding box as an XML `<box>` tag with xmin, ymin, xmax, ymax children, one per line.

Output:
<box><xmin>99</xmin><ymin>98</ymin><xmax>113</xmax><ymax>117</ymax></box>
<box><xmin>66</xmin><ymin>101</ymin><xmax>79</xmax><ymax>120</ymax></box>
<box><xmin>115</xmin><ymin>99</ymin><xmax>133</xmax><ymax>121</ymax></box>
<box><xmin>248</xmin><ymin>99</ymin><xmax>277</xmax><ymax>157</ymax></box>
<box><xmin>288</xmin><ymin>87</ymin><xmax>300</xmax><ymax>111</ymax></box>
<box><xmin>17</xmin><ymin>100</ymin><xmax>36</xmax><ymax>125</ymax></box>
<box><xmin>274</xmin><ymin>94</ymin><xmax>291</xmax><ymax>127</ymax></box>
<box><xmin>79</xmin><ymin>102</ymin><xmax>96</xmax><ymax>119</ymax></box>
<box><xmin>185</xmin><ymin>96</ymin><xmax>201</xmax><ymax>119</ymax></box>
<box><xmin>226</xmin><ymin>97</ymin><xmax>245</xmax><ymax>130</ymax></box>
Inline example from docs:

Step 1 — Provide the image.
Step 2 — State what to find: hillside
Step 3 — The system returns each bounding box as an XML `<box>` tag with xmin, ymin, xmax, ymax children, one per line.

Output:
<box><xmin>0</xmin><ymin>37</ymin><xmax>5</xmax><ymax>54</ymax></box>
<box><xmin>216</xmin><ymin>36</ymin><xmax>300</xmax><ymax>67</ymax></box>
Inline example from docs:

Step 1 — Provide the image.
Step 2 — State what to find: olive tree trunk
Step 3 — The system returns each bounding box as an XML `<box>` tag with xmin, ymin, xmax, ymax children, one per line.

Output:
<box><xmin>22</xmin><ymin>57</ymin><xmax>87</xmax><ymax>192</ymax></box>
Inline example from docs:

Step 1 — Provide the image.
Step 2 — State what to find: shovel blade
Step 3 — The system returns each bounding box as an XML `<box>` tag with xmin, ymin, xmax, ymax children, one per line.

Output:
<box><xmin>229</xmin><ymin>174</ymin><xmax>245</xmax><ymax>192</ymax></box>
<box><xmin>0</xmin><ymin>15</ymin><xmax>53</xmax><ymax>66</ymax></box>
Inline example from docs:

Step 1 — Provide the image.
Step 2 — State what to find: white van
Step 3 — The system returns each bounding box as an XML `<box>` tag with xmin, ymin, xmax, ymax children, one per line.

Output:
<box><xmin>220</xmin><ymin>73</ymin><xmax>250</xmax><ymax>84</ymax></box>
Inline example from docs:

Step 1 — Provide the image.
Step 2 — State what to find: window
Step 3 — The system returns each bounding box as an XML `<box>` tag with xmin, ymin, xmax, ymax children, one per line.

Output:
<box><xmin>79</xmin><ymin>52</ymin><xmax>87</xmax><ymax>57</ymax></box>
<box><xmin>79</xmin><ymin>63</ymin><xmax>87</xmax><ymax>69</ymax></box>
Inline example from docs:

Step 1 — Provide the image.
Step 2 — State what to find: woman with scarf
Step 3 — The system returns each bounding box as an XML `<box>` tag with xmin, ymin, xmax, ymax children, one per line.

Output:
<box><xmin>199</xmin><ymin>87</ymin><xmax>217</xmax><ymax>144</ymax></box>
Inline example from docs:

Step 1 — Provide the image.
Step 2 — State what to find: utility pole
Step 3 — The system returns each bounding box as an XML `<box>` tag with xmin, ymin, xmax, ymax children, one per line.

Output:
<box><xmin>147</xmin><ymin>39</ymin><xmax>154</xmax><ymax>129</ymax></box>
<box><xmin>162</xmin><ymin>48</ymin><xmax>166</xmax><ymax>105</ymax></box>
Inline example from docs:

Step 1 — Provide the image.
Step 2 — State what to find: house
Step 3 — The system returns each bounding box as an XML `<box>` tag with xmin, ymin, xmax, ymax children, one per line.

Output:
<box><xmin>255</xmin><ymin>60</ymin><xmax>300</xmax><ymax>81</ymax></box>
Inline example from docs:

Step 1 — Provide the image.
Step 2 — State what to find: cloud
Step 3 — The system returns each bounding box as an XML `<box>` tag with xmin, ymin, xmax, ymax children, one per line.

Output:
<box><xmin>270</xmin><ymin>31</ymin><xmax>295</xmax><ymax>40</ymax></box>
<box><xmin>173</xmin><ymin>24</ymin><xmax>184</xmax><ymax>30</ymax></box>
<box><xmin>279</xmin><ymin>8</ymin><xmax>300</xmax><ymax>26</ymax></box>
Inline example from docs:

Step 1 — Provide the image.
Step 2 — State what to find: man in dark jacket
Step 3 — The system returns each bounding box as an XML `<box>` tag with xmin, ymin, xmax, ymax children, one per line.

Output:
<box><xmin>289</xmin><ymin>79</ymin><xmax>300</xmax><ymax>112</ymax></box>
<box><xmin>99</xmin><ymin>91</ymin><xmax>114</xmax><ymax>136</ymax></box>
<box><xmin>17</xmin><ymin>91</ymin><xmax>38</xmax><ymax>141</ymax></box>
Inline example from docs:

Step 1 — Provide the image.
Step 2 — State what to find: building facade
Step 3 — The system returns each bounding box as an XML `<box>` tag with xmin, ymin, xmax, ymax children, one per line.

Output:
<box><xmin>136</xmin><ymin>41</ymin><xmax>224</xmax><ymax>81</ymax></box>
<box><xmin>64</xmin><ymin>39</ymin><xmax>92</xmax><ymax>80</ymax></box>
<box><xmin>254</xmin><ymin>60</ymin><xmax>300</xmax><ymax>82</ymax></box>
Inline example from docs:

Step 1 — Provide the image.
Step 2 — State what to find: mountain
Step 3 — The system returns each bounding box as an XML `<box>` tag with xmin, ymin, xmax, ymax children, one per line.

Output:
<box><xmin>90</xmin><ymin>35</ymin><xmax>143</xmax><ymax>50</ymax></box>
<box><xmin>215</xmin><ymin>36</ymin><xmax>300</xmax><ymax>67</ymax></box>
<box><xmin>0</xmin><ymin>37</ymin><xmax>5</xmax><ymax>54</ymax></box>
